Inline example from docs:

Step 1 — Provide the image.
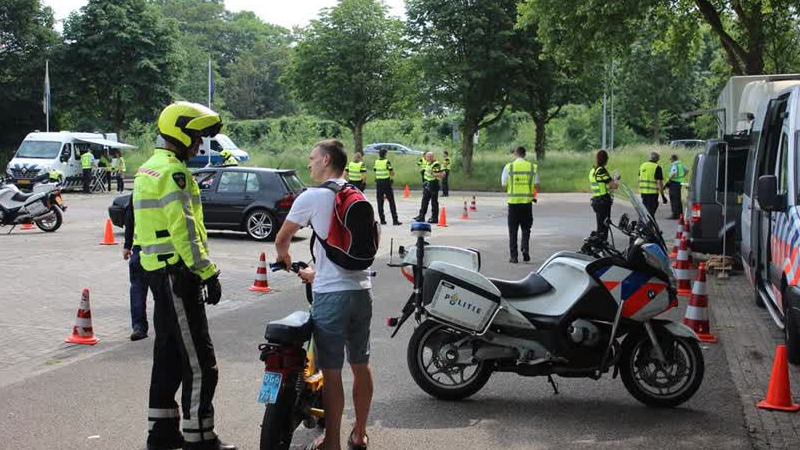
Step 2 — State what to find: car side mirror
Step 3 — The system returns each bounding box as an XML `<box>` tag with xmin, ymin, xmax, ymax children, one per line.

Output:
<box><xmin>757</xmin><ymin>175</ymin><xmax>783</xmax><ymax>212</ymax></box>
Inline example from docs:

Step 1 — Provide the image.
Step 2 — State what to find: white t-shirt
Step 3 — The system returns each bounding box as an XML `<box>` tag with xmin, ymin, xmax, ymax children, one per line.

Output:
<box><xmin>285</xmin><ymin>178</ymin><xmax>372</xmax><ymax>293</ymax></box>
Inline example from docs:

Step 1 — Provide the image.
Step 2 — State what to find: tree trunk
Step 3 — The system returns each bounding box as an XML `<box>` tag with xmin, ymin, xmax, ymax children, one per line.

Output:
<box><xmin>534</xmin><ymin>117</ymin><xmax>546</xmax><ymax>161</ymax></box>
<box><xmin>353</xmin><ymin>120</ymin><xmax>364</xmax><ymax>154</ymax></box>
<box><xmin>652</xmin><ymin>110</ymin><xmax>660</xmax><ymax>145</ymax></box>
<box><xmin>460</xmin><ymin>116</ymin><xmax>478</xmax><ymax>177</ymax></box>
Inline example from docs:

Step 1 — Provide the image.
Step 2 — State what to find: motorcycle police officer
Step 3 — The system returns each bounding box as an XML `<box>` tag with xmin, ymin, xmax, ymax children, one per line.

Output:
<box><xmin>373</xmin><ymin>148</ymin><xmax>402</xmax><ymax>226</ymax></box>
<box><xmin>413</xmin><ymin>151</ymin><xmax>444</xmax><ymax>223</ymax></box>
<box><xmin>501</xmin><ymin>146</ymin><xmax>539</xmax><ymax>263</ymax></box>
<box><xmin>219</xmin><ymin>149</ymin><xmax>238</xmax><ymax>167</ymax></box>
<box><xmin>133</xmin><ymin>102</ymin><xmax>235</xmax><ymax>450</ymax></box>
<box><xmin>667</xmin><ymin>154</ymin><xmax>687</xmax><ymax>219</ymax></box>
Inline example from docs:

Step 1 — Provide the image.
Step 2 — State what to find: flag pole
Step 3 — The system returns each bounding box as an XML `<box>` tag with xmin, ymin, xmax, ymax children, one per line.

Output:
<box><xmin>45</xmin><ymin>60</ymin><xmax>50</xmax><ymax>132</ymax></box>
<box><xmin>207</xmin><ymin>58</ymin><xmax>212</xmax><ymax>166</ymax></box>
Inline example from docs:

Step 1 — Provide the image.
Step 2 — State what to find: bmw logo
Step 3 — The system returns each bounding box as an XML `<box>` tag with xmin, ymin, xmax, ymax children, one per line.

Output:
<box><xmin>647</xmin><ymin>289</ymin><xmax>656</xmax><ymax>299</ymax></box>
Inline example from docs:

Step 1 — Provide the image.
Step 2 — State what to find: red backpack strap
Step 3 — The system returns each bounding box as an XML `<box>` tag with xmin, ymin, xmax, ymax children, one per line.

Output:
<box><xmin>309</xmin><ymin>180</ymin><xmax>346</xmax><ymax>263</ymax></box>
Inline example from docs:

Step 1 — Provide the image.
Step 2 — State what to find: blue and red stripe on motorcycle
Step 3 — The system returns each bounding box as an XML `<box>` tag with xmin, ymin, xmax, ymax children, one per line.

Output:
<box><xmin>593</xmin><ymin>265</ymin><xmax>671</xmax><ymax>320</ymax></box>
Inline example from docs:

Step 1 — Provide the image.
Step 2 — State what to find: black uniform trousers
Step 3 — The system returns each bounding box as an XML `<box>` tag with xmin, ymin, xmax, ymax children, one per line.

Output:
<box><xmin>375</xmin><ymin>179</ymin><xmax>399</xmax><ymax>223</ymax></box>
<box><xmin>668</xmin><ymin>181</ymin><xmax>683</xmax><ymax>217</ymax></box>
<box><xmin>641</xmin><ymin>193</ymin><xmax>659</xmax><ymax>218</ymax></box>
<box><xmin>508</xmin><ymin>202</ymin><xmax>533</xmax><ymax>258</ymax></box>
<box><xmin>82</xmin><ymin>168</ymin><xmax>92</xmax><ymax>192</ymax></box>
<box><xmin>442</xmin><ymin>170</ymin><xmax>450</xmax><ymax>196</ymax></box>
<box><xmin>145</xmin><ymin>267</ymin><xmax>219</xmax><ymax>449</ymax></box>
<box><xmin>590</xmin><ymin>194</ymin><xmax>613</xmax><ymax>241</ymax></box>
<box><xmin>417</xmin><ymin>180</ymin><xmax>440</xmax><ymax>221</ymax></box>
<box><xmin>351</xmin><ymin>180</ymin><xmax>366</xmax><ymax>192</ymax></box>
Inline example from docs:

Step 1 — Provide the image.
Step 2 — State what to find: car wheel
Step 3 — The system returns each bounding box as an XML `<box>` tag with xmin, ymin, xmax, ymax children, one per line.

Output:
<box><xmin>245</xmin><ymin>209</ymin><xmax>276</xmax><ymax>241</ymax></box>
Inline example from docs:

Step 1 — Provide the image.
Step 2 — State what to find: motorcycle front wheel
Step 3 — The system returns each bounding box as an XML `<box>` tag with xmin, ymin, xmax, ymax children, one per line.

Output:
<box><xmin>619</xmin><ymin>333</ymin><xmax>704</xmax><ymax>408</ymax></box>
<box><xmin>259</xmin><ymin>379</ymin><xmax>298</xmax><ymax>450</ymax></box>
<box><xmin>407</xmin><ymin>320</ymin><xmax>492</xmax><ymax>400</ymax></box>
<box><xmin>35</xmin><ymin>206</ymin><xmax>62</xmax><ymax>232</ymax></box>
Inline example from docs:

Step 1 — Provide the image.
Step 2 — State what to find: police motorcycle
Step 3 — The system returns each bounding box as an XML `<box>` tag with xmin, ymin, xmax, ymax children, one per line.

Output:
<box><xmin>0</xmin><ymin>175</ymin><xmax>65</xmax><ymax>233</ymax></box>
<box><xmin>387</xmin><ymin>182</ymin><xmax>704</xmax><ymax>407</ymax></box>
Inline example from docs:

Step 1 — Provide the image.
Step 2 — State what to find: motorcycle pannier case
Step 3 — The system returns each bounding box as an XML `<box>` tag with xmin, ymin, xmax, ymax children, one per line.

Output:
<box><xmin>422</xmin><ymin>261</ymin><xmax>501</xmax><ymax>333</ymax></box>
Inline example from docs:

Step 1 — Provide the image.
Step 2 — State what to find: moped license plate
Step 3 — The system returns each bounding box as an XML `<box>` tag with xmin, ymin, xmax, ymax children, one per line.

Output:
<box><xmin>257</xmin><ymin>371</ymin><xmax>283</xmax><ymax>404</ymax></box>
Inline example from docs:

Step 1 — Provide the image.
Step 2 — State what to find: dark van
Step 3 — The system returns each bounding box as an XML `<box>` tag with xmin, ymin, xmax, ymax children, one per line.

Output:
<box><xmin>685</xmin><ymin>136</ymin><xmax>749</xmax><ymax>255</ymax></box>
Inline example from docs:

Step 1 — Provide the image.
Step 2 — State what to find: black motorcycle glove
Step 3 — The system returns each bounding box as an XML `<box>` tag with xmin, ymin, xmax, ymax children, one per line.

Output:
<box><xmin>205</xmin><ymin>272</ymin><xmax>222</xmax><ymax>305</ymax></box>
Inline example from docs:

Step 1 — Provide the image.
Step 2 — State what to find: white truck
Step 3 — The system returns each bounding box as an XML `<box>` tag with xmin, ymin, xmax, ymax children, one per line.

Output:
<box><xmin>5</xmin><ymin>131</ymin><xmax>136</xmax><ymax>191</ymax></box>
<box><xmin>738</xmin><ymin>75</ymin><xmax>800</xmax><ymax>364</ymax></box>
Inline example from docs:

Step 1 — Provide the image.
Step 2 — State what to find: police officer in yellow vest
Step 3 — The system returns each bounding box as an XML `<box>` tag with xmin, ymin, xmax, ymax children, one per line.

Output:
<box><xmin>589</xmin><ymin>150</ymin><xmax>619</xmax><ymax>241</ymax></box>
<box><xmin>501</xmin><ymin>146</ymin><xmax>539</xmax><ymax>263</ymax></box>
<box><xmin>667</xmin><ymin>154</ymin><xmax>688</xmax><ymax>219</ymax></box>
<box><xmin>80</xmin><ymin>148</ymin><xmax>94</xmax><ymax>193</ymax></box>
<box><xmin>417</xmin><ymin>155</ymin><xmax>426</xmax><ymax>184</ymax></box>
<box><xmin>345</xmin><ymin>151</ymin><xmax>367</xmax><ymax>191</ymax></box>
<box><xmin>374</xmin><ymin>148</ymin><xmax>402</xmax><ymax>226</ymax></box>
<box><xmin>133</xmin><ymin>102</ymin><xmax>235</xmax><ymax>450</ymax></box>
<box><xmin>638</xmin><ymin>151</ymin><xmax>666</xmax><ymax>218</ymax></box>
<box><xmin>442</xmin><ymin>150</ymin><xmax>451</xmax><ymax>197</ymax></box>
<box><xmin>219</xmin><ymin>149</ymin><xmax>238</xmax><ymax>167</ymax></box>
<box><xmin>414</xmin><ymin>151</ymin><xmax>444</xmax><ymax>223</ymax></box>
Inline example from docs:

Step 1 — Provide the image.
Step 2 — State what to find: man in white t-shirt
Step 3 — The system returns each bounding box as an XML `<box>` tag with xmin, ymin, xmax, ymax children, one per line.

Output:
<box><xmin>274</xmin><ymin>139</ymin><xmax>373</xmax><ymax>450</ymax></box>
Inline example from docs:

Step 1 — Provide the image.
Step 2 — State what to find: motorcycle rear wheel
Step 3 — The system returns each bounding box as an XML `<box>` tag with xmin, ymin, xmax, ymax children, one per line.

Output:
<box><xmin>407</xmin><ymin>320</ymin><xmax>492</xmax><ymax>400</ymax></box>
<box><xmin>35</xmin><ymin>207</ymin><xmax>62</xmax><ymax>232</ymax></box>
<box><xmin>259</xmin><ymin>382</ymin><xmax>298</xmax><ymax>450</ymax></box>
<box><xmin>619</xmin><ymin>333</ymin><xmax>704</xmax><ymax>408</ymax></box>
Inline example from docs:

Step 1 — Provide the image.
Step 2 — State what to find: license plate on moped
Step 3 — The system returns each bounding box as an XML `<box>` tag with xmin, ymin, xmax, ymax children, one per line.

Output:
<box><xmin>257</xmin><ymin>371</ymin><xmax>283</xmax><ymax>404</ymax></box>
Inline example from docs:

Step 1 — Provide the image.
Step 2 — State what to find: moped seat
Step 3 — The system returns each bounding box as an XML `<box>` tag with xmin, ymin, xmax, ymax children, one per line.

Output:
<box><xmin>264</xmin><ymin>311</ymin><xmax>312</xmax><ymax>345</ymax></box>
<box><xmin>489</xmin><ymin>273</ymin><xmax>553</xmax><ymax>299</ymax></box>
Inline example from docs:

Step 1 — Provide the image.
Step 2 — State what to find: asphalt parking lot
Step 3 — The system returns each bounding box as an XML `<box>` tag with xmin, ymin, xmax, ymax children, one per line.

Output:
<box><xmin>0</xmin><ymin>188</ymin><xmax>796</xmax><ymax>449</ymax></box>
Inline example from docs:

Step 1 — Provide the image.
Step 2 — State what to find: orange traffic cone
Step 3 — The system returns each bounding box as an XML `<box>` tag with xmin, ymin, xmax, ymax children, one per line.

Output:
<box><xmin>757</xmin><ymin>345</ymin><xmax>800</xmax><ymax>412</ymax></box>
<box><xmin>676</xmin><ymin>236</ymin><xmax>693</xmax><ymax>296</ymax></box>
<box><xmin>683</xmin><ymin>219</ymin><xmax>695</xmax><ymax>267</ymax></box>
<box><xmin>403</xmin><ymin>185</ymin><xmax>410</xmax><ymax>198</ymax></box>
<box><xmin>100</xmin><ymin>218</ymin><xmax>118</xmax><ymax>245</ymax></box>
<box><xmin>669</xmin><ymin>219</ymin><xmax>683</xmax><ymax>259</ymax></box>
<box><xmin>20</xmin><ymin>222</ymin><xmax>34</xmax><ymax>230</ymax></box>
<box><xmin>65</xmin><ymin>289</ymin><xmax>100</xmax><ymax>345</ymax></box>
<box><xmin>460</xmin><ymin>200</ymin><xmax>469</xmax><ymax>220</ymax></box>
<box><xmin>469</xmin><ymin>196</ymin><xmax>477</xmax><ymax>212</ymax></box>
<box><xmin>249</xmin><ymin>252</ymin><xmax>272</xmax><ymax>292</ymax></box>
<box><xmin>682</xmin><ymin>263</ymin><xmax>718</xmax><ymax>343</ymax></box>
<box><xmin>437</xmin><ymin>206</ymin><xmax>448</xmax><ymax>227</ymax></box>
<box><xmin>677</xmin><ymin>213</ymin><xmax>684</xmax><ymax>225</ymax></box>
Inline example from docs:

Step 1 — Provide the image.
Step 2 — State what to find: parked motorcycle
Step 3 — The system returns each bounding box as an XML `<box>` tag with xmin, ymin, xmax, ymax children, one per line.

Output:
<box><xmin>0</xmin><ymin>177</ymin><xmax>65</xmax><ymax>233</ymax></box>
<box><xmin>387</xmin><ymin>182</ymin><xmax>704</xmax><ymax>407</ymax></box>
<box><xmin>257</xmin><ymin>261</ymin><xmax>325</xmax><ymax>450</ymax></box>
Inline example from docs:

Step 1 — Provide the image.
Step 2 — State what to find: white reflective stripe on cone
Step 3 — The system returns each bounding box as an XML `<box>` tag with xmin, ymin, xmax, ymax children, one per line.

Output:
<box><xmin>675</xmin><ymin>269</ymin><xmax>692</xmax><ymax>280</ymax></box>
<box><xmin>148</xmin><ymin>408</ymin><xmax>180</xmax><ymax>418</ymax></box>
<box><xmin>75</xmin><ymin>318</ymin><xmax>93</xmax><ymax>328</ymax></box>
<box><xmin>254</xmin><ymin>273</ymin><xmax>267</xmax><ymax>280</ymax></box>
<box><xmin>691</xmin><ymin>282</ymin><xmax>707</xmax><ymax>296</ymax></box>
<box><xmin>677</xmin><ymin>250</ymin><xmax>688</xmax><ymax>260</ymax></box>
<box><xmin>684</xmin><ymin>305</ymin><xmax>709</xmax><ymax>321</ymax></box>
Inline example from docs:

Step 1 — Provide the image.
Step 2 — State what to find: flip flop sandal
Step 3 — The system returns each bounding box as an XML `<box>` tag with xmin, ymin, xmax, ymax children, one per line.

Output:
<box><xmin>348</xmin><ymin>431</ymin><xmax>369</xmax><ymax>450</ymax></box>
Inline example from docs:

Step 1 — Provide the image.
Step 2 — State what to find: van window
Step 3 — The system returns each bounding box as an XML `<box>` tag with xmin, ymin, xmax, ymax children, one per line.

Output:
<box><xmin>210</xmin><ymin>140</ymin><xmax>223</xmax><ymax>152</ymax></box>
<box><xmin>15</xmin><ymin>141</ymin><xmax>62</xmax><ymax>159</ymax></box>
<box><xmin>778</xmin><ymin>132</ymin><xmax>789</xmax><ymax>195</ymax></box>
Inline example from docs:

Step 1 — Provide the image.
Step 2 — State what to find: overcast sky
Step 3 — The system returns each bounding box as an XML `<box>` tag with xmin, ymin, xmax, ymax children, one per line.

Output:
<box><xmin>44</xmin><ymin>0</ymin><xmax>407</xmax><ymax>29</ymax></box>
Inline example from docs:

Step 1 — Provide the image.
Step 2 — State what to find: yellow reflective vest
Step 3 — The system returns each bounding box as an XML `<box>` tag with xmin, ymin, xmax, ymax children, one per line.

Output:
<box><xmin>347</xmin><ymin>161</ymin><xmax>365</xmax><ymax>182</ymax></box>
<box><xmin>374</xmin><ymin>159</ymin><xmax>392</xmax><ymax>180</ymax></box>
<box><xmin>133</xmin><ymin>149</ymin><xmax>217</xmax><ymax>281</ymax></box>
<box><xmin>638</xmin><ymin>161</ymin><xmax>660</xmax><ymax>194</ymax></box>
<box><xmin>590</xmin><ymin>166</ymin><xmax>610</xmax><ymax>197</ymax></box>
<box><xmin>424</xmin><ymin>160</ymin><xmax>442</xmax><ymax>181</ymax></box>
<box><xmin>81</xmin><ymin>152</ymin><xmax>93</xmax><ymax>169</ymax></box>
<box><xmin>506</xmin><ymin>159</ymin><xmax>537</xmax><ymax>204</ymax></box>
<box><xmin>671</xmin><ymin>161</ymin><xmax>687</xmax><ymax>183</ymax></box>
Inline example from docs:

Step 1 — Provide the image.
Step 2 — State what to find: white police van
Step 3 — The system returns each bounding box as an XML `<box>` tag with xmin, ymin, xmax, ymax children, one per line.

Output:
<box><xmin>740</xmin><ymin>79</ymin><xmax>800</xmax><ymax>364</ymax></box>
<box><xmin>155</xmin><ymin>133</ymin><xmax>250</xmax><ymax>168</ymax></box>
<box><xmin>5</xmin><ymin>131</ymin><xmax>135</xmax><ymax>190</ymax></box>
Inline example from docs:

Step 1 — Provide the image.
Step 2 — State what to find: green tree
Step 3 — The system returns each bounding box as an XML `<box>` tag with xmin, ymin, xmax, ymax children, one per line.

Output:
<box><xmin>62</xmin><ymin>0</ymin><xmax>180</xmax><ymax>134</ymax></box>
<box><xmin>0</xmin><ymin>0</ymin><xmax>59</xmax><ymax>148</ymax></box>
<box><xmin>224</xmin><ymin>41</ymin><xmax>294</xmax><ymax>119</ymax></box>
<box><xmin>284</xmin><ymin>0</ymin><xmax>407</xmax><ymax>152</ymax></box>
<box><xmin>518</xmin><ymin>0</ymin><xmax>799</xmax><ymax>76</ymax></box>
<box><xmin>407</xmin><ymin>0</ymin><xmax>523</xmax><ymax>176</ymax></box>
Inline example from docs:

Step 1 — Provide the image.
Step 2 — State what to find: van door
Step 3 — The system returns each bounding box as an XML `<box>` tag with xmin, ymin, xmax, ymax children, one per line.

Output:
<box><xmin>770</xmin><ymin>129</ymin><xmax>791</xmax><ymax>311</ymax></box>
<box><xmin>756</xmin><ymin>96</ymin><xmax>789</xmax><ymax>288</ymax></box>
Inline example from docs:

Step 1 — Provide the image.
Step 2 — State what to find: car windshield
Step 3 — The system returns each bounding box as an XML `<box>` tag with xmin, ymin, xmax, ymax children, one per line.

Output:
<box><xmin>15</xmin><ymin>140</ymin><xmax>62</xmax><ymax>159</ymax></box>
<box><xmin>617</xmin><ymin>182</ymin><xmax>668</xmax><ymax>251</ymax></box>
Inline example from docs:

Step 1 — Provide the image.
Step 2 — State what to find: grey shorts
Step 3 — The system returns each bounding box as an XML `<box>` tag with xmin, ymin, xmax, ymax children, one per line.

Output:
<box><xmin>311</xmin><ymin>289</ymin><xmax>373</xmax><ymax>370</ymax></box>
